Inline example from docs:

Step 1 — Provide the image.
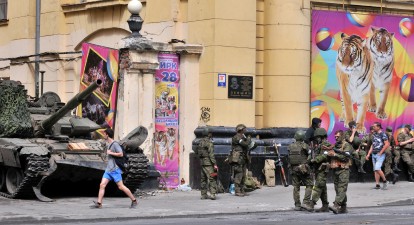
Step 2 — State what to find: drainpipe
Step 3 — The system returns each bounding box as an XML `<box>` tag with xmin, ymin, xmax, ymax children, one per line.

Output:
<box><xmin>35</xmin><ymin>0</ymin><xmax>41</xmax><ymax>98</ymax></box>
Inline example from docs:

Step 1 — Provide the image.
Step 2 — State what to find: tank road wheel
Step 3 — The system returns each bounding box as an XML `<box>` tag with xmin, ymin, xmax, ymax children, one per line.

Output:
<box><xmin>6</xmin><ymin>168</ymin><xmax>24</xmax><ymax>195</ymax></box>
<box><xmin>0</xmin><ymin>167</ymin><xmax>6</xmax><ymax>191</ymax></box>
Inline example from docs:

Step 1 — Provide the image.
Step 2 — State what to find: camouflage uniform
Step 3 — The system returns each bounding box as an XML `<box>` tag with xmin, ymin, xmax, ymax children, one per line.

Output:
<box><xmin>301</xmin><ymin>128</ymin><xmax>331</xmax><ymax>213</ymax></box>
<box><xmin>397</xmin><ymin>131</ymin><xmax>414</xmax><ymax>181</ymax></box>
<box><xmin>345</xmin><ymin>129</ymin><xmax>366</xmax><ymax>173</ymax></box>
<box><xmin>196</xmin><ymin>135</ymin><xmax>217</xmax><ymax>199</ymax></box>
<box><xmin>329</xmin><ymin>137</ymin><xmax>352</xmax><ymax>214</ymax></box>
<box><xmin>288</xmin><ymin>130</ymin><xmax>312</xmax><ymax>211</ymax></box>
<box><xmin>383</xmin><ymin>130</ymin><xmax>395</xmax><ymax>177</ymax></box>
<box><xmin>230</xmin><ymin>124</ymin><xmax>251</xmax><ymax>196</ymax></box>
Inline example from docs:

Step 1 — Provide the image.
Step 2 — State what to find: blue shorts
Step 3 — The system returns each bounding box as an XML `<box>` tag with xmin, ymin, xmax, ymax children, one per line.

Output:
<box><xmin>103</xmin><ymin>168</ymin><xmax>123</xmax><ymax>183</ymax></box>
<box><xmin>372</xmin><ymin>153</ymin><xmax>386</xmax><ymax>171</ymax></box>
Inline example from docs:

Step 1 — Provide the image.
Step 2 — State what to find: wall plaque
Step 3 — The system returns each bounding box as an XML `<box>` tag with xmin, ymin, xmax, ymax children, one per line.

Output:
<box><xmin>228</xmin><ymin>75</ymin><xmax>253</xmax><ymax>99</ymax></box>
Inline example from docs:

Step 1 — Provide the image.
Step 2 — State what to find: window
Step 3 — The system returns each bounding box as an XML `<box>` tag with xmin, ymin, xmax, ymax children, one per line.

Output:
<box><xmin>0</xmin><ymin>0</ymin><xmax>7</xmax><ymax>20</ymax></box>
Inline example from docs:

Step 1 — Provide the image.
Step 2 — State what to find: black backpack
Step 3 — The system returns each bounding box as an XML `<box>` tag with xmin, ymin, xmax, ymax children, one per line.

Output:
<box><xmin>109</xmin><ymin>141</ymin><xmax>128</xmax><ymax>172</ymax></box>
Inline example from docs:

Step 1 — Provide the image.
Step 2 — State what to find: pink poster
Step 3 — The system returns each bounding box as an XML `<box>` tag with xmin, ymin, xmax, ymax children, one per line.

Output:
<box><xmin>76</xmin><ymin>43</ymin><xmax>119</xmax><ymax>134</ymax></box>
<box><xmin>154</xmin><ymin>53</ymin><xmax>180</xmax><ymax>188</ymax></box>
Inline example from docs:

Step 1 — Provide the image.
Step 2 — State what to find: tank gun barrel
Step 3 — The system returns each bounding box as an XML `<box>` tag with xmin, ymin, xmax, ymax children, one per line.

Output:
<box><xmin>39</xmin><ymin>79</ymin><xmax>102</xmax><ymax>134</ymax></box>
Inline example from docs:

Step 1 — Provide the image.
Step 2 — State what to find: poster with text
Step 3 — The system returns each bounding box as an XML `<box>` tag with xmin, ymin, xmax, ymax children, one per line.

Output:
<box><xmin>76</xmin><ymin>43</ymin><xmax>119</xmax><ymax>135</ymax></box>
<box><xmin>154</xmin><ymin>53</ymin><xmax>180</xmax><ymax>188</ymax></box>
<box><xmin>312</xmin><ymin>10</ymin><xmax>414</xmax><ymax>143</ymax></box>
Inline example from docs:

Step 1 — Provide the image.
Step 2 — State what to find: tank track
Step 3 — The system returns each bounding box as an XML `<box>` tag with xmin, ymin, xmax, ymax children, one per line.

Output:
<box><xmin>0</xmin><ymin>155</ymin><xmax>49</xmax><ymax>199</ymax></box>
<box><xmin>124</xmin><ymin>153</ymin><xmax>149</xmax><ymax>193</ymax></box>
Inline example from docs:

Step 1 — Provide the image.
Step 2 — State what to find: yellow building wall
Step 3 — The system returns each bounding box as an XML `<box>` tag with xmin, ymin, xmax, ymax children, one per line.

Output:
<box><xmin>2</xmin><ymin>0</ymin><xmax>414</xmax><ymax>127</ymax></box>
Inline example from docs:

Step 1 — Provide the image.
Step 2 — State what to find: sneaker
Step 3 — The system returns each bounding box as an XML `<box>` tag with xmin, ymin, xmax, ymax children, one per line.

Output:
<box><xmin>90</xmin><ymin>201</ymin><xmax>102</xmax><ymax>209</ymax></box>
<box><xmin>130</xmin><ymin>199</ymin><xmax>138</xmax><ymax>209</ymax></box>
<box><xmin>382</xmin><ymin>181</ymin><xmax>389</xmax><ymax>190</ymax></box>
<box><xmin>372</xmin><ymin>185</ymin><xmax>381</xmax><ymax>190</ymax></box>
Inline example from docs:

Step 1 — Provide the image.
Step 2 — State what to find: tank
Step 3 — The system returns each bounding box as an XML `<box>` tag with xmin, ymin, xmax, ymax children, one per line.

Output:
<box><xmin>0</xmin><ymin>79</ymin><xmax>149</xmax><ymax>201</ymax></box>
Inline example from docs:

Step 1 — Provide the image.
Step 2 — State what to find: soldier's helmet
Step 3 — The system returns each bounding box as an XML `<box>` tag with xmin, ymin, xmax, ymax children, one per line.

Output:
<box><xmin>314</xmin><ymin>128</ymin><xmax>328</xmax><ymax>137</ymax></box>
<box><xmin>236</xmin><ymin>124</ymin><xmax>246</xmax><ymax>132</ymax></box>
<box><xmin>386</xmin><ymin>126</ymin><xmax>393</xmax><ymax>132</ymax></box>
<box><xmin>294</xmin><ymin>130</ymin><xmax>306</xmax><ymax>141</ymax></box>
<box><xmin>201</xmin><ymin>127</ymin><xmax>209</xmax><ymax>137</ymax></box>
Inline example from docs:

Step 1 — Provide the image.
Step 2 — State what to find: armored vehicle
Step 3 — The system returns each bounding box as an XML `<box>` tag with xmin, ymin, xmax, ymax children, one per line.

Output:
<box><xmin>0</xmin><ymin>79</ymin><xmax>149</xmax><ymax>201</ymax></box>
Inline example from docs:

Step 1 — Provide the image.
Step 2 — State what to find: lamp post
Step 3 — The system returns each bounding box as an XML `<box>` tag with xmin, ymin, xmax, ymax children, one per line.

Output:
<box><xmin>127</xmin><ymin>0</ymin><xmax>143</xmax><ymax>38</ymax></box>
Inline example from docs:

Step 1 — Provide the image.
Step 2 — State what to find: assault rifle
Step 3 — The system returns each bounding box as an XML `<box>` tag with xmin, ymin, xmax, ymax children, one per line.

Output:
<box><xmin>274</xmin><ymin>143</ymin><xmax>289</xmax><ymax>187</ymax></box>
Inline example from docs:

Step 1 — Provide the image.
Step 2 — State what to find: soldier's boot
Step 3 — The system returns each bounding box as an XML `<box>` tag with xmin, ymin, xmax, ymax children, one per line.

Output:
<box><xmin>329</xmin><ymin>202</ymin><xmax>340</xmax><ymax>214</ymax></box>
<box><xmin>300</xmin><ymin>201</ymin><xmax>314</xmax><ymax>212</ymax></box>
<box><xmin>201</xmin><ymin>195</ymin><xmax>209</xmax><ymax>200</ymax></box>
<box><xmin>338</xmin><ymin>205</ymin><xmax>348</xmax><ymax>214</ymax></box>
<box><xmin>210</xmin><ymin>194</ymin><xmax>216</xmax><ymax>200</ymax></box>
<box><xmin>314</xmin><ymin>204</ymin><xmax>329</xmax><ymax>213</ymax></box>
<box><xmin>241</xmin><ymin>190</ymin><xmax>250</xmax><ymax>196</ymax></box>
<box><xmin>358</xmin><ymin>165</ymin><xmax>366</xmax><ymax>174</ymax></box>
<box><xmin>392</xmin><ymin>173</ymin><xmax>399</xmax><ymax>185</ymax></box>
<box><xmin>235</xmin><ymin>192</ymin><xmax>245</xmax><ymax>197</ymax></box>
<box><xmin>294</xmin><ymin>206</ymin><xmax>302</xmax><ymax>211</ymax></box>
<box><xmin>393</xmin><ymin>164</ymin><xmax>402</xmax><ymax>172</ymax></box>
<box><xmin>409</xmin><ymin>174</ymin><xmax>414</xmax><ymax>182</ymax></box>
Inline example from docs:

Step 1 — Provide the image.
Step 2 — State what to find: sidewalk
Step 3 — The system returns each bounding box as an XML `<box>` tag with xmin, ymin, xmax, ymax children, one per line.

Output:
<box><xmin>0</xmin><ymin>181</ymin><xmax>413</xmax><ymax>223</ymax></box>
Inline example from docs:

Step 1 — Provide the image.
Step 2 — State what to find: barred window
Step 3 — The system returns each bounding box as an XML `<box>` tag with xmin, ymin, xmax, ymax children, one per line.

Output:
<box><xmin>0</xmin><ymin>0</ymin><xmax>7</xmax><ymax>20</ymax></box>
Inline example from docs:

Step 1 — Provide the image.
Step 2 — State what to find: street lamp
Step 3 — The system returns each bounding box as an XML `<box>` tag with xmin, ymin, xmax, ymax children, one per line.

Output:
<box><xmin>127</xmin><ymin>0</ymin><xmax>143</xmax><ymax>38</ymax></box>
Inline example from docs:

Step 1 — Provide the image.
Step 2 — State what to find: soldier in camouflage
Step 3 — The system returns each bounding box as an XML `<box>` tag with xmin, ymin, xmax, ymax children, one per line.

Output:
<box><xmin>301</xmin><ymin>128</ymin><xmax>331</xmax><ymax>213</ymax></box>
<box><xmin>384</xmin><ymin>126</ymin><xmax>399</xmax><ymax>184</ymax></box>
<box><xmin>288</xmin><ymin>130</ymin><xmax>312</xmax><ymax>211</ymax></box>
<box><xmin>397</xmin><ymin>124</ymin><xmax>414</xmax><ymax>182</ymax></box>
<box><xmin>328</xmin><ymin>130</ymin><xmax>352</xmax><ymax>214</ymax></box>
<box><xmin>195</xmin><ymin>127</ymin><xmax>218</xmax><ymax>200</ymax></box>
<box><xmin>345</xmin><ymin>121</ymin><xmax>366</xmax><ymax>174</ymax></box>
<box><xmin>230</xmin><ymin>124</ymin><xmax>252</xmax><ymax>197</ymax></box>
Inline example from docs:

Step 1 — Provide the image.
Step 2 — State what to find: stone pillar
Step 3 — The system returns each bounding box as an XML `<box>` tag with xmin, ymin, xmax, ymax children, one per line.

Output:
<box><xmin>117</xmin><ymin>37</ymin><xmax>203</xmax><ymax>184</ymax></box>
<box><xmin>117</xmin><ymin>37</ymin><xmax>169</xmax><ymax>160</ymax></box>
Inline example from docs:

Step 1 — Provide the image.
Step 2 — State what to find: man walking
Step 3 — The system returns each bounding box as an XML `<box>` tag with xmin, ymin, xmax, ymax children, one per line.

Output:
<box><xmin>230</xmin><ymin>124</ymin><xmax>252</xmax><ymax>197</ymax></box>
<box><xmin>288</xmin><ymin>130</ymin><xmax>312</xmax><ymax>211</ymax></box>
<box><xmin>90</xmin><ymin>128</ymin><xmax>138</xmax><ymax>209</ymax></box>
<box><xmin>365</xmin><ymin>122</ymin><xmax>390</xmax><ymax>190</ymax></box>
<box><xmin>397</xmin><ymin>124</ymin><xmax>414</xmax><ymax>182</ymax></box>
<box><xmin>195</xmin><ymin>127</ymin><xmax>218</xmax><ymax>200</ymax></box>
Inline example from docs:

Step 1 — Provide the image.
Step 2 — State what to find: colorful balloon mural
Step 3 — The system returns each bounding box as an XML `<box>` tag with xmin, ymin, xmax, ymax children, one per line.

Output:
<box><xmin>312</xmin><ymin>10</ymin><xmax>414</xmax><ymax>142</ymax></box>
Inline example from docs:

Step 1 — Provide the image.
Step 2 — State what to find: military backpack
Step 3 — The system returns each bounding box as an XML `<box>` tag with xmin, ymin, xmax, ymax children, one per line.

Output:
<box><xmin>288</xmin><ymin>142</ymin><xmax>308</xmax><ymax>166</ymax></box>
<box><xmin>196</xmin><ymin>138</ymin><xmax>210</xmax><ymax>158</ymax></box>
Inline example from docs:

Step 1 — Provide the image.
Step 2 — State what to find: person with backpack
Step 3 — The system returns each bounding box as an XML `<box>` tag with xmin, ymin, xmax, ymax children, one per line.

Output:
<box><xmin>195</xmin><ymin>127</ymin><xmax>218</xmax><ymax>200</ymax></box>
<box><xmin>288</xmin><ymin>130</ymin><xmax>312</xmax><ymax>211</ymax></box>
<box><xmin>90</xmin><ymin>128</ymin><xmax>138</xmax><ymax>209</ymax></box>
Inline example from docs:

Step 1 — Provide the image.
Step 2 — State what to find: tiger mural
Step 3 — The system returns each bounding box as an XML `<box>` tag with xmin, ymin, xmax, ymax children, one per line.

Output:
<box><xmin>336</xmin><ymin>33</ymin><xmax>374</xmax><ymax>134</ymax></box>
<box><xmin>366</xmin><ymin>27</ymin><xmax>395</xmax><ymax>119</ymax></box>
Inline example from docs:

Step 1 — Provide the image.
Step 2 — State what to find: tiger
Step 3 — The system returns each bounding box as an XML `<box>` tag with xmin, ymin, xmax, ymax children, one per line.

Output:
<box><xmin>336</xmin><ymin>33</ymin><xmax>374</xmax><ymax>134</ymax></box>
<box><xmin>366</xmin><ymin>27</ymin><xmax>395</xmax><ymax>119</ymax></box>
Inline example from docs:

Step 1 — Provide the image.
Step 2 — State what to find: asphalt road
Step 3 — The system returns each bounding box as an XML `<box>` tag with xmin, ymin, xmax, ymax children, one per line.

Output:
<box><xmin>10</xmin><ymin>205</ymin><xmax>414</xmax><ymax>225</ymax></box>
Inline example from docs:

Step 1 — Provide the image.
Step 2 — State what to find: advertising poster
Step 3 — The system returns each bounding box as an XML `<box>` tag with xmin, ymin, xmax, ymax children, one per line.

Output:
<box><xmin>76</xmin><ymin>43</ymin><xmax>119</xmax><ymax>134</ymax></box>
<box><xmin>311</xmin><ymin>10</ymin><xmax>414</xmax><ymax>142</ymax></box>
<box><xmin>154</xmin><ymin>53</ymin><xmax>180</xmax><ymax>188</ymax></box>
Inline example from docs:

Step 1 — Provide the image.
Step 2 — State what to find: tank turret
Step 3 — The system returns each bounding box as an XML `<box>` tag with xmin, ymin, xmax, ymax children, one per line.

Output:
<box><xmin>34</xmin><ymin>79</ymin><xmax>102</xmax><ymax>137</ymax></box>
